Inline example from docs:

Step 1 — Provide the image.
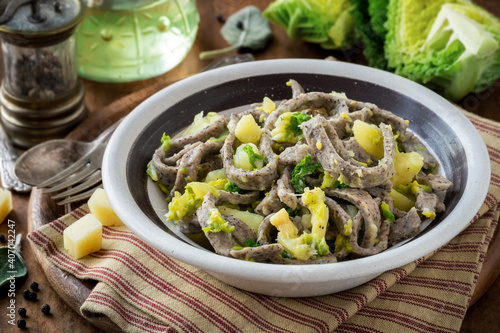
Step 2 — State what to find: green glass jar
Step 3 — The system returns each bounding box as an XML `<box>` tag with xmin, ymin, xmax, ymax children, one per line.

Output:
<box><xmin>75</xmin><ymin>0</ymin><xmax>199</xmax><ymax>82</ymax></box>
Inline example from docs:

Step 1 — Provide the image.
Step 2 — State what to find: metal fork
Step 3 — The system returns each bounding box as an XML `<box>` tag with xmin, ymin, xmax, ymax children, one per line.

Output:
<box><xmin>37</xmin><ymin>120</ymin><xmax>121</xmax><ymax>205</ymax></box>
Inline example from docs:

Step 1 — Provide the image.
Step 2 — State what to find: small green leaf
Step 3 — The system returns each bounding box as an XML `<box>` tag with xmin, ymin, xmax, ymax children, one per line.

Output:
<box><xmin>225</xmin><ymin>183</ymin><xmax>242</xmax><ymax>193</ymax></box>
<box><xmin>244</xmin><ymin>239</ymin><xmax>259</xmax><ymax>247</ymax></box>
<box><xmin>200</xmin><ymin>6</ymin><xmax>272</xmax><ymax>59</ymax></box>
<box><xmin>291</xmin><ymin>155</ymin><xmax>321</xmax><ymax>193</ymax></box>
<box><xmin>285</xmin><ymin>113</ymin><xmax>311</xmax><ymax>137</ymax></box>
<box><xmin>0</xmin><ymin>235</ymin><xmax>27</xmax><ymax>287</ymax></box>
<box><xmin>243</xmin><ymin>144</ymin><xmax>264</xmax><ymax>169</ymax></box>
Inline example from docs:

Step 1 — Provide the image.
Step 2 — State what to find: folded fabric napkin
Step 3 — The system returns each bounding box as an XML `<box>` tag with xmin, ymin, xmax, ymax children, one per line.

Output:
<box><xmin>28</xmin><ymin>109</ymin><xmax>500</xmax><ymax>333</ymax></box>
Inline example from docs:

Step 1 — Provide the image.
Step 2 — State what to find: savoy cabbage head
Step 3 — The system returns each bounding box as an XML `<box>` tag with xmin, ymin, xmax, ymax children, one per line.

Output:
<box><xmin>263</xmin><ymin>0</ymin><xmax>356</xmax><ymax>50</ymax></box>
<box><xmin>384</xmin><ymin>0</ymin><xmax>500</xmax><ymax>101</ymax></box>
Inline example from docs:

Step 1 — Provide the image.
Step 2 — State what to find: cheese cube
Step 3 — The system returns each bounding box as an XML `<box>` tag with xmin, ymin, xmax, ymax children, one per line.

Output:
<box><xmin>88</xmin><ymin>188</ymin><xmax>124</xmax><ymax>226</ymax></box>
<box><xmin>64</xmin><ymin>214</ymin><xmax>102</xmax><ymax>259</ymax></box>
<box><xmin>0</xmin><ymin>188</ymin><xmax>12</xmax><ymax>224</ymax></box>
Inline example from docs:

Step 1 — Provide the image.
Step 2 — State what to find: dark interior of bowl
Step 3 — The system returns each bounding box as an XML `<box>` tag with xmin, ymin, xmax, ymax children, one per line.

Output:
<box><xmin>127</xmin><ymin>73</ymin><xmax>466</xmax><ymax>241</ymax></box>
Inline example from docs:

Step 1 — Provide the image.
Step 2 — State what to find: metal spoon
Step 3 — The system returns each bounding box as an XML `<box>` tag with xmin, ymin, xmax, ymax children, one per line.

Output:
<box><xmin>14</xmin><ymin>121</ymin><xmax>119</xmax><ymax>186</ymax></box>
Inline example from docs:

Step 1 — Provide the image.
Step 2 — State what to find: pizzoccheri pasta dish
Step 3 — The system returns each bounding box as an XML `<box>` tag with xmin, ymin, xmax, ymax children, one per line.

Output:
<box><xmin>146</xmin><ymin>80</ymin><xmax>453</xmax><ymax>264</ymax></box>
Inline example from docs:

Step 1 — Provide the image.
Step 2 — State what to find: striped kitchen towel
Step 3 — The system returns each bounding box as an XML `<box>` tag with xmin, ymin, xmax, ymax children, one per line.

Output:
<box><xmin>28</xmin><ymin>109</ymin><xmax>500</xmax><ymax>333</ymax></box>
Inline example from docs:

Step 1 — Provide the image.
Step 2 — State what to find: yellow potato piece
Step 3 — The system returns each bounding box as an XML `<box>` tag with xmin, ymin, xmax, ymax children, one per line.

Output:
<box><xmin>270</xmin><ymin>208</ymin><xmax>298</xmax><ymax>238</ymax></box>
<box><xmin>389</xmin><ymin>189</ymin><xmax>415</xmax><ymax>212</ymax></box>
<box><xmin>218</xmin><ymin>206</ymin><xmax>264</xmax><ymax>232</ymax></box>
<box><xmin>204</xmin><ymin>169</ymin><xmax>227</xmax><ymax>183</ymax></box>
<box><xmin>262</xmin><ymin>97</ymin><xmax>276</xmax><ymax>114</ymax></box>
<box><xmin>234</xmin><ymin>114</ymin><xmax>262</xmax><ymax>144</ymax></box>
<box><xmin>234</xmin><ymin>143</ymin><xmax>262</xmax><ymax>170</ymax></box>
<box><xmin>391</xmin><ymin>152</ymin><xmax>424</xmax><ymax>188</ymax></box>
<box><xmin>352</xmin><ymin>120</ymin><xmax>384</xmax><ymax>160</ymax></box>
<box><xmin>0</xmin><ymin>188</ymin><xmax>12</xmax><ymax>224</ymax></box>
<box><xmin>88</xmin><ymin>188</ymin><xmax>124</xmax><ymax>226</ymax></box>
<box><xmin>64</xmin><ymin>214</ymin><xmax>102</xmax><ymax>259</ymax></box>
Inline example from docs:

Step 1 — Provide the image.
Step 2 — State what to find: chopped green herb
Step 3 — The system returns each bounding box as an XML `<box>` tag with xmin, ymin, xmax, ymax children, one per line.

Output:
<box><xmin>333</xmin><ymin>180</ymin><xmax>349</xmax><ymax>189</ymax></box>
<box><xmin>281</xmin><ymin>250</ymin><xmax>292</xmax><ymax>259</ymax></box>
<box><xmin>225</xmin><ymin>183</ymin><xmax>242</xmax><ymax>193</ymax></box>
<box><xmin>244</xmin><ymin>239</ymin><xmax>259</xmax><ymax>247</ymax></box>
<box><xmin>285</xmin><ymin>113</ymin><xmax>312</xmax><ymax>137</ymax></box>
<box><xmin>243</xmin><ymin>144</ymin><xmax>265</xmax><ymax>169</ymax></box>
<box><xmin>291</xmin><ymin>155</ymin><xmax>321</xmax><ymax>193</ymax></box>
<box><xmin>286</xmin><ymin>207</ymin><xmax>300</xmax><ymax>216</ymax></box>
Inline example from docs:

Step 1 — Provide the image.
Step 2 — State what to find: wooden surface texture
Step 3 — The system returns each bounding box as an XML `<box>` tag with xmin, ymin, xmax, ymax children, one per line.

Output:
<box><xmin>0</xmin><ymin>0</ymin><xmax>499</xmax><ymax>332</ymax></box>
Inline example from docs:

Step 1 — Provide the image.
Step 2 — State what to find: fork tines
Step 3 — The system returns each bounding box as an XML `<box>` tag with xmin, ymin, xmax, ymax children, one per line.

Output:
<box><xmin>38</xmin><ymin>144</ymin><xmax>106</xmax><ymax>205</ymax></box>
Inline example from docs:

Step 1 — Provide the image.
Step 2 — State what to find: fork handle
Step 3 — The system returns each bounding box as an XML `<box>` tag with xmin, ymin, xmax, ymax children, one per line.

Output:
<box><xmin>0</xmin><ymin>124</ymin><xmax>31</xmax><ymax>192</ymax></box>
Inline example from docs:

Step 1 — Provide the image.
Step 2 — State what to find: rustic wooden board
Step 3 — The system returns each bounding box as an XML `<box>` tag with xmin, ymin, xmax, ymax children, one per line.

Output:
<box><xmin>26</xmin><ymin>83</ymin><xmax>161</xmax><ymax>332</ymax></box>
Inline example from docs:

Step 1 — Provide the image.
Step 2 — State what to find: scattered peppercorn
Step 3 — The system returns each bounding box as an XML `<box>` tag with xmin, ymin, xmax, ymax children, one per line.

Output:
<box><xmin>216</xmin><ymin>13</ymin><xmax>224</xmax><ymax>23</ymax></box>
<box><xmin>29</xmin><ymin>292</ymin><xmax>37</xmax><ymax>301</ymax></box>
<box><xmin>0</xmin><ymin>234</ymin><xmax>5</xmax><ymax>243</ymax></box>
<box><xmin>30</xmin><ymin>281</ymin><xmax>39</xmax><ymax>291</ymax></box>
<box><xmin>236</xmin><ymin>21</ymin><xmax>244</xmax><ymax>30</ymax></box>
<box><xmin>17</xmin><ymin>308</ymin><xmax>27</xmax><ymax>317</ymax></box>
<box><xmin>41</xmin><ymin>304</ymin><xmax>51</xmax><ymax>315</ymax></box>
<box><xmin>17</xmin><ymin>318</ymin><xmax>26</xmax><ymax>329</ymax></box>
<box><xmin>22</xmin><ymin>289</ymin><xmax>30</xmax><ymax>300</ymax></box>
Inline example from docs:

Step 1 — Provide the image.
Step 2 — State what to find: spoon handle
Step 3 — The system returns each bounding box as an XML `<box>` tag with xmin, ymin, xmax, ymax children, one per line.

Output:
<box><xmin>0</xmin><ymin>124</ymin><xmax>31</xmax><ymax>192</ymax></box>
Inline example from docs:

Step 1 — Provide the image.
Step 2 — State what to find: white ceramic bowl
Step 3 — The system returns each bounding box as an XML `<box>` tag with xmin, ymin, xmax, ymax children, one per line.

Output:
<box><xmin>102</xmin><ymin>59</ymin><xmax>490</xmax><ymax>297</ymax></box>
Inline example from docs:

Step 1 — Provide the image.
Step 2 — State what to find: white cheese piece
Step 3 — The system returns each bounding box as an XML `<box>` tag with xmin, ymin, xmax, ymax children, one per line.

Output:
<box><xmin>88</xmin><ymin>188</ymin><xmax>124</xmax><ymax>226</ymax></box>
<box><xmin>64</xmin><ymin>214</ymin><xmax>102</xmax><ymax>259</ymax></box>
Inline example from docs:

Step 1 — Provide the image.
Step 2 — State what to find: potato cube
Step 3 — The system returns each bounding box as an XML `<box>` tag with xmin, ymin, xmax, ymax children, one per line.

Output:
<box><xmin>64</xmin><ymin>214</ymin><xmax>102</xmax><ymax>259</ymax></box>
<box><xmin>204</xmin><ymin>169</ymin><xmax>227</xmax><ymax>183</ymax></box>
<box><xmin>262</xmin><ymin>97</ymin><xmax>276</xmax><ymax>114</ymax></box>
<box><xmin>352</xmin><ymin>120</ymin><xmax>384</xmax><ymax>160</ymax></box>
<box><xmin>234</xmin><ymin>114</ymin><xmax>262</xmax><ymax>144</ymax></box>
<box><xmin>88</xmin><ymin>188</ymin><xmax>124</xmax><ymax>226</ymax></box>
<box><xmin>0</xmin><ymin>188</ymin><xmax>12</xmax><ymax>224</ymax></box>
<box><xmin>391</xmin><ymin>152</ymin><xmax>424</xmax><ymax>188</ymax></box>
<box><xmin>270</xmin><ymin>208</ymin><xmax>298</xmax><ymax>238</ymax></box>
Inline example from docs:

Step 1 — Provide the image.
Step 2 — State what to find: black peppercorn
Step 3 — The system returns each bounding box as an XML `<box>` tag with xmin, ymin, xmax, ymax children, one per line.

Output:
<box><xmin>0</xmin><ymin>234</ymin><xmax>5</xmax><ymax>243</ymax></box>
<box><xmin>17</xmin><ymin>308</ymin><xmax>27</xmax><ymax>317</ymax></box>
<box><xmin>17</xmin><ymin>318</ymin><xmax>26</xmax><ymax>329</ymax></box>
<box><xmin>22</xmin><ymin>289</ymin><xmax>30</xmax><ymax>300</ymax></box>
<box><xmin>236</xmin><ymin>21</ymin><xmax>244</xmax><ymax>30</ymax></box>
<box><xmin>30</xmin><ymin>281</ymin><xmax>39</xmax><ymax>291</ymax></box>
<box><xmin>41</xmin><ymin>304</ymin><xmax>51</xmax><ymax>315</ymax></box>
<box><xmin>216</xmin><ymin>13</ymin><xmax>224</xmax><ymax>23</ymax></box>
<box><xmin>29</xmin><ymin>292</ymin><xmax>37</xmax><ymax>301</ymax></box>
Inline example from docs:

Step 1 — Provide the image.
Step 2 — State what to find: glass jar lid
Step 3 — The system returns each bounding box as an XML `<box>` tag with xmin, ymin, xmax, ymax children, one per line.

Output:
<box><xmin>0</xmin><ymin>0</ymin><xmax>83</xmax><ymax>47</ymax></box>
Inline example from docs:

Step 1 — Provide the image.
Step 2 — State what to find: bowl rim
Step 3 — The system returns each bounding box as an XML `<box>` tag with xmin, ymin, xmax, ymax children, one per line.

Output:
<box><xmin>102</xmin><ymin>59</ymin><xmax>491</xmax><ymax>285</ymax></box>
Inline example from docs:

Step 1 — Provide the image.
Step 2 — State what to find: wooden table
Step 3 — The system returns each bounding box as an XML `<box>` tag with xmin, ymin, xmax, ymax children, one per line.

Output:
<box><xmin>1</xmin><ymin>1</ymin><xmax>499</xmax><ymax>332</ymax></box>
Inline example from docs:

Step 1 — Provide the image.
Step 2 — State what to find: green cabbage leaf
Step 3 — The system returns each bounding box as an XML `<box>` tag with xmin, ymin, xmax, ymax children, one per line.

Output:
<box><xmin>351</xmin><ymin>0</ymin><xmax>389</xmax><ymax>69</ymax></box>
<box><xmin>384</xmin><ymin>0</ymin><xmax>500</xmax><ymax>101</ymax></box>
<box><xmin>263</xmin><ymin>0</ymin><xmax>355</xmax><ymax>50</ymax></box>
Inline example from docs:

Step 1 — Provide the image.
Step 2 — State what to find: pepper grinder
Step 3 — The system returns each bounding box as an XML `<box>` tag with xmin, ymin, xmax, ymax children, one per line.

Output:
<box><xmin>0</xmin><ymin>0</ymin><xmax>86</xmax><ymax>148</ymax></box>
